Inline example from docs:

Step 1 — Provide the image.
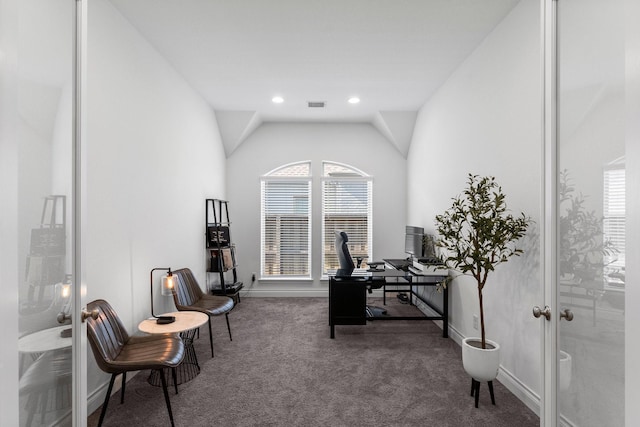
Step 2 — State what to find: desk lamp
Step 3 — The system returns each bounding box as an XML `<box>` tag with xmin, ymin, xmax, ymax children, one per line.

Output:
<box><xmin>56</xmin><ymin>275</ymin><xmax>73</xmax><ymax>323</ymax></box>
<box><xmin>56</xmin><ymin>275</ymin><xmax>74</xmax><ymax>337</ymax></box>
<box><xmin>150</xmin><ymin>267</ymin><xmax>176</xmax><ymax>324</ymax></box>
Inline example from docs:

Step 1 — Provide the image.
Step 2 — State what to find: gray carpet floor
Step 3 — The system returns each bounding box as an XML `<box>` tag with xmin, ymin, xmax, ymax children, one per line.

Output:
<box><xmin>88</xmin><ymin>296</ymin><xmax>539</xmax><ymax>427</ymax></box>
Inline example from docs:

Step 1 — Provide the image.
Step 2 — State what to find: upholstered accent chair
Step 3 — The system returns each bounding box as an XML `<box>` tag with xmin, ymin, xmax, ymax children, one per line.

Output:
<box><xmin>171</xmin><ymin>268</ymin><xmax>234</xmax><ymax>357</ymax></box>
<box><xmin>86</xmin><ymin>299</ymin><xmax>185</xmax><ymax>427</ymax></box>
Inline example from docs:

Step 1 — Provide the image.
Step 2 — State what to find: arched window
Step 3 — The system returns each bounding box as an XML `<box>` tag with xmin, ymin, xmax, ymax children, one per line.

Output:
<box><xmin>260</xmin><ymin>162</ymin><xmax>311</xmax><ymax>278</ymax></box>
<box><xmin>260</xmin><ymin>161</ymin><xmax>373</xmax><ymax>279</ymax></box>
<box><xmin>322</xmin><ymin>161</ymin><xmax>373</xmax><ymax>275</ymax></box>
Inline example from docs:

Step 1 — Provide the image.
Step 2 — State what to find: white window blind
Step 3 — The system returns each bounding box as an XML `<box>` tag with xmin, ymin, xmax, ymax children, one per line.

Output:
<box><xmin>261</xmin><ymin>163</ymin><xmax>311</xmax><ymax>278</ymax></box>
<box><xmin>322</xmin><ymin>162</ymin><xmax>372</xmax><ymax>275</ymax></box>
<box><xmin>603</xmin><ymin>165</ymin><xmax>625</xmax><ymax>272</ymax></box>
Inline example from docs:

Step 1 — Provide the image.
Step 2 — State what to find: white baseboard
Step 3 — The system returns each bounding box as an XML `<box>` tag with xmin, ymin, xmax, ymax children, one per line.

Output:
<box><xmin>497</xmin><ymin>366</ymin><xmax>541</xmax><ymax>416</ymax></box>
<box><xmin>240</xmin><ymin>288</ymin><xmax>386</xmax><ymax>298</ymax></box>
<box><xmin>240</xmin><ymin>289</ymin><xmax>328</xmax><ymax>297</ymax></box>
<box><xmin>559</xmin><ymin>413</ymin><xmax>577</xmax><ymax>427</ymax></box>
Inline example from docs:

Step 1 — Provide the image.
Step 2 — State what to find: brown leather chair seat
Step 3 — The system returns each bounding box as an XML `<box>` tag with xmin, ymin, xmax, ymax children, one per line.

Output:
<box><xmin>180</xmin><ymin>293</ymin><xmax>234</xmax><ymax>316</ymax></box>
<box><xmin>86</xmin><ymin>299</ymin><xmax>185</xmax><ymax>427</ymax></box>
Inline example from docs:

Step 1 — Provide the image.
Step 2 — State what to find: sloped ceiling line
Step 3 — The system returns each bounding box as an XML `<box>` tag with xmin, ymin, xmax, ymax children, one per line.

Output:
<box><xmin>216</xmin><ymin>110</ymin><xmax>418</xmax><ymax>158</ymax></box>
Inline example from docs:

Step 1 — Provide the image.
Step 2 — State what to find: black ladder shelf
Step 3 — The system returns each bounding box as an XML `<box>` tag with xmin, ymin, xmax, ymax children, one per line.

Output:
<box><xmin>25</xmin><ymin>195</ymin><xmax>67</xmax><ymax>308</ymax></box>
<box><xmin>205</xmin><ymin>199</ymin><xmax>243</xmax><ymax>303</ymax></box>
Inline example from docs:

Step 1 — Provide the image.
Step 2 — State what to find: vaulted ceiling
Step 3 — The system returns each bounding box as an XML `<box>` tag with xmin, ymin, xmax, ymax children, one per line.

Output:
<box><xmin>108</xmin><ymin>0</ymin><xmax>521</xmax><ymax>156</ymax></box>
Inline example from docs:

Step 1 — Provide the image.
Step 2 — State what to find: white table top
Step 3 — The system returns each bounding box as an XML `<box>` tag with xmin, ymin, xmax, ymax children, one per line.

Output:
<box><xmin>19</xmin><ymin>325</ymin><xmax>72</xmax><ymax>353</ymax></box>
<box><xmin>138</xmin><ymin>311</ymin><xmax>208</xmax><ymax>334</ymax></box>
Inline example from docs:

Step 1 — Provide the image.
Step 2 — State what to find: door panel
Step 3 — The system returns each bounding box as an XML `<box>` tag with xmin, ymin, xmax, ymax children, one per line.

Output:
<box><xmin>556</xmin><ymin>0</ymin><xmax>626</xmax><ymax>425</ymax></box>
<box><xmin>15</xmin><ymin>1</ymin><xmax>79</xmax><ymax>425</ymax></box>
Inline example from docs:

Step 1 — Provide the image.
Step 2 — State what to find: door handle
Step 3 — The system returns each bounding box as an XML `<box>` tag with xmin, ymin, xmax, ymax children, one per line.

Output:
<box><xmin>81</xmin><ymin>309</ymin><xmax>99</xmax><ymax>322</ymax></box>
<box><xmin>560</xmin><ymin>308</ymin><xmax>574</xmax><ymax>321</ymax></box>
<box><xmin>533</xmin><ymin>305</ymin><xmax>551</xmax><ymax>320</ymax></box>
<box><xmin>57</xmin><ymin>311</ymin><xmax>71</xmax><ymax>324</ymax></box>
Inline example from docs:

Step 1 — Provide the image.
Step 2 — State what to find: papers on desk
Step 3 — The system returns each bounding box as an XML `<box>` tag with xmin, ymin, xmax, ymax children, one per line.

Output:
<box><xmin>408</xmin><ymin>265</ymin><xmax>449</xmax><ymax>276</ymax></box>
<box><xmin>334</xmin><ymin>268</ymin><xmax>370</xmax><ymax>279</ymax></box>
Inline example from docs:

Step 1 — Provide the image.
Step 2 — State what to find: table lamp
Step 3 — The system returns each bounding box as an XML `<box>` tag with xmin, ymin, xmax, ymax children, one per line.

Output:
<box><xmin>56</xmin><ymin>274</ymin><xmax>73</xmax><ymax>325</ymax></box>
<box><xmin>150</xmin><ymin>267</ymin><xmax>176</xmax><ymax>324</ymax></box>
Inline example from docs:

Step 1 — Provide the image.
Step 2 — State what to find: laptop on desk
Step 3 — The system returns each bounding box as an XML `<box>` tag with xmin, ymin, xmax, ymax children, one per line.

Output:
<box><xmin>383</xmin><ymin>258</ymin><xmax>412</xmax><ymax>271</ymax></box>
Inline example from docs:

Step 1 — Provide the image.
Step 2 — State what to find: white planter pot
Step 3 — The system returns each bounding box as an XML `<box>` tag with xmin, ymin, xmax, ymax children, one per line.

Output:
<box><xmin>559</xmin><ymin>350</ymin><xmax>572</xmax><ymax>391</ymax></box>
<box><xmin>462</xmin><ymin>337</ymin><xmax>501</xmax><ymax>382</ymax></box>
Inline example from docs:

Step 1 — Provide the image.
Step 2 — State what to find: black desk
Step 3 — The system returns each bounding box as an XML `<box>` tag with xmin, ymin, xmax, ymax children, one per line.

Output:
<box><xmin>328</xmin><ymin>267</ymin><xmax>449</xmax><ymax>339</ymax></box>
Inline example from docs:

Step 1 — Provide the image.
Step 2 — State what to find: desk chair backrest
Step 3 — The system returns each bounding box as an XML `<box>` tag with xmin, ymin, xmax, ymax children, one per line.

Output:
<box><xmin>335</xmin><ymin>230</ymin><xmax>355</xmax><ymax>270</ymax></box>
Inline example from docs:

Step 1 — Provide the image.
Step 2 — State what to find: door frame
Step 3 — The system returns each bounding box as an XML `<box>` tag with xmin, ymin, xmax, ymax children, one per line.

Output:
<box><xmin>541</xmin><ymin>0</ymin><xmax>558</xmax><ymax>425</ymax></box>
<box><xmin>72</xmin><ymin>0</ymin><xmax>88</xmax><ymax>424</ymax></box>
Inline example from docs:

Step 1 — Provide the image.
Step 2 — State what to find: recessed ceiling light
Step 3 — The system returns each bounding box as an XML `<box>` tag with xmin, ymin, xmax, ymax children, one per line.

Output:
<box><xmin>348</xmin><ymin>97</ymin><xmax>360</xmax><ymax>104</ymax></box>
<box><xmin>272</xmin><ymin>96</ymin><xmax>284</xmax><ymax>104</ymax></box>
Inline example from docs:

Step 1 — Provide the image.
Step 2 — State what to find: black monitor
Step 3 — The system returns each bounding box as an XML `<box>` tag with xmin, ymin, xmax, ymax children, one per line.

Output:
<box><xmin>404</xmin><ymin>226</ymin><xmax>424</xmax><ymax>258</ymax></box>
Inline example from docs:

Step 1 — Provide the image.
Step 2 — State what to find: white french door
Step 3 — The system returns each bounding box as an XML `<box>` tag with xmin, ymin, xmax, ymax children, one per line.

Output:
<box><xmin>5</xmin><ymin>0</ymin><xmax>88</xmax><ymax>425</ymax></box>
<box><xmin>541</xmin><ymin>0</ymin><xmax>633</xmax><ymax>425</ymax></box>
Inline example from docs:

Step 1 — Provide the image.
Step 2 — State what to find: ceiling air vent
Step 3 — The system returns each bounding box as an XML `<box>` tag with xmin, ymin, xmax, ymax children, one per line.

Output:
<box><xmin>307</xmin><ymin>101</ymin><xmax>325</xmax><ymax>108</ymax></box>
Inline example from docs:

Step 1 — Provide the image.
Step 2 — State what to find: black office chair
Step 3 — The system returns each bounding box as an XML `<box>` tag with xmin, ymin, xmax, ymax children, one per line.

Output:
<box><xmin>335</xmin><ymin>230</ymin><xmax>356</xmax><ymax>270</ymax></box>
<box><xmin>334</xmin><ymin>230</ymin><xmax>387</xmax><ymax>317</ymax></box>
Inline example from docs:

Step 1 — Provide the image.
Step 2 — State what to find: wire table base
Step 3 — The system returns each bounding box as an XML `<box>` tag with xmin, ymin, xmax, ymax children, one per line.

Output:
<box><xmin>147</xmin><ymin>329</ymin><xmax>200</xmax><ymax>387</ymax></box>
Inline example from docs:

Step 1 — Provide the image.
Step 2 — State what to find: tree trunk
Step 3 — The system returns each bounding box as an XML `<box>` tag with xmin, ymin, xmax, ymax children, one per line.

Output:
<box><xmin>478</xmin><ymin>287</ymin><xmax>486</xmax><ymax>349</ymax></box>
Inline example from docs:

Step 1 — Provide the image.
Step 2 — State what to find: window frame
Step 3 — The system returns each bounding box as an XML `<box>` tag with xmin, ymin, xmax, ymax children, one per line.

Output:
<box><xmin>260</xmin><ymin>162</ymin><xmax>312</xmax><ymax>280</ymax></box>
<box><xmin>603</xmin><ymin>159</ymin><xmax>625</xmax><ymax>290</ymax></box>
<box><xmin>321</xmin><ymin>161</ymin><xmax>373</xmax><ymax>278</ymax></box>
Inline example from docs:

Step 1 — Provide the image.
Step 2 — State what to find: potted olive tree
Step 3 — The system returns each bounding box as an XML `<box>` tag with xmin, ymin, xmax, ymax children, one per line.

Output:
<box><xmin>435</xmin><ymin>174</ymin><xmax>531</xmax><ymax>383</ymax></box>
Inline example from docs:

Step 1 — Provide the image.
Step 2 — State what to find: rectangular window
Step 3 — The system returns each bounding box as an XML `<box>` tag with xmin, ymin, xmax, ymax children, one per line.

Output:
<box><xmin>261</xmin><ymin>179</ymin><xmax>311</xmax><ymax>278</ymax></box>
<box><xmin>322</xmin><ymin>178</ymin><xmax>372</xmax><ymax>274</ymax></box>
<box><xmin>603</xmin><ymin>164</ymin><xmax>625</xmax><ymax>289</ymax></box>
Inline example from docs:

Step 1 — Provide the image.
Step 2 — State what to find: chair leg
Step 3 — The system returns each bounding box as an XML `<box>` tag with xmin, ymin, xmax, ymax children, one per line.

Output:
<box><xmin>97</xmin><ymin>373</ymin><xmax>117</xmax><ymax>427</ymax></box>
<box><xmin>159</xmin><ymin>369</ymin><xmax>176</xmax><ymax>427</ymax></box>
<box><xmin>172</xmin><ymin>368</ymin><xmax>178</xmax><ymax>394</ymax></box>
<box><xmin>225</xmin><ymin>312</ymin><xmax>233</xmax><ymax>341</ymax></box>
<box><xmin>208</xmin><ymin>317</ymin><xmax>215</xmax><ymax>358</ymax></box>
<box><xmin>120</xmin><ymin>372</ymin><xmax>126</xmax><ymax>404</ymax></box>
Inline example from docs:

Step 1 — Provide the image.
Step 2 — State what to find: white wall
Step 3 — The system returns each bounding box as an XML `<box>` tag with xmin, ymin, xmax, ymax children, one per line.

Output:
<box><xmin>407</xmin><ymin>0</ymin><xmax>542</xmax><ymax>409</ymax></box>
<box><xmin>227</xmin><ymin>122</ymin><xmax>406</xmax><ymax>295</ymax></box>
<box><xmin>85</xmin><ymin>0</ymin><xmax>226</xmax><ymax>406</ymax></box>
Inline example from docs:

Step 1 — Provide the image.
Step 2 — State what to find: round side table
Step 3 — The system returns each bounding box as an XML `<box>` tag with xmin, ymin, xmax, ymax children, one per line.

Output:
<box><xmin>138</xmin><ymin>311</ymin><xmax>208</xmax><ymax>386</ymax></box>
